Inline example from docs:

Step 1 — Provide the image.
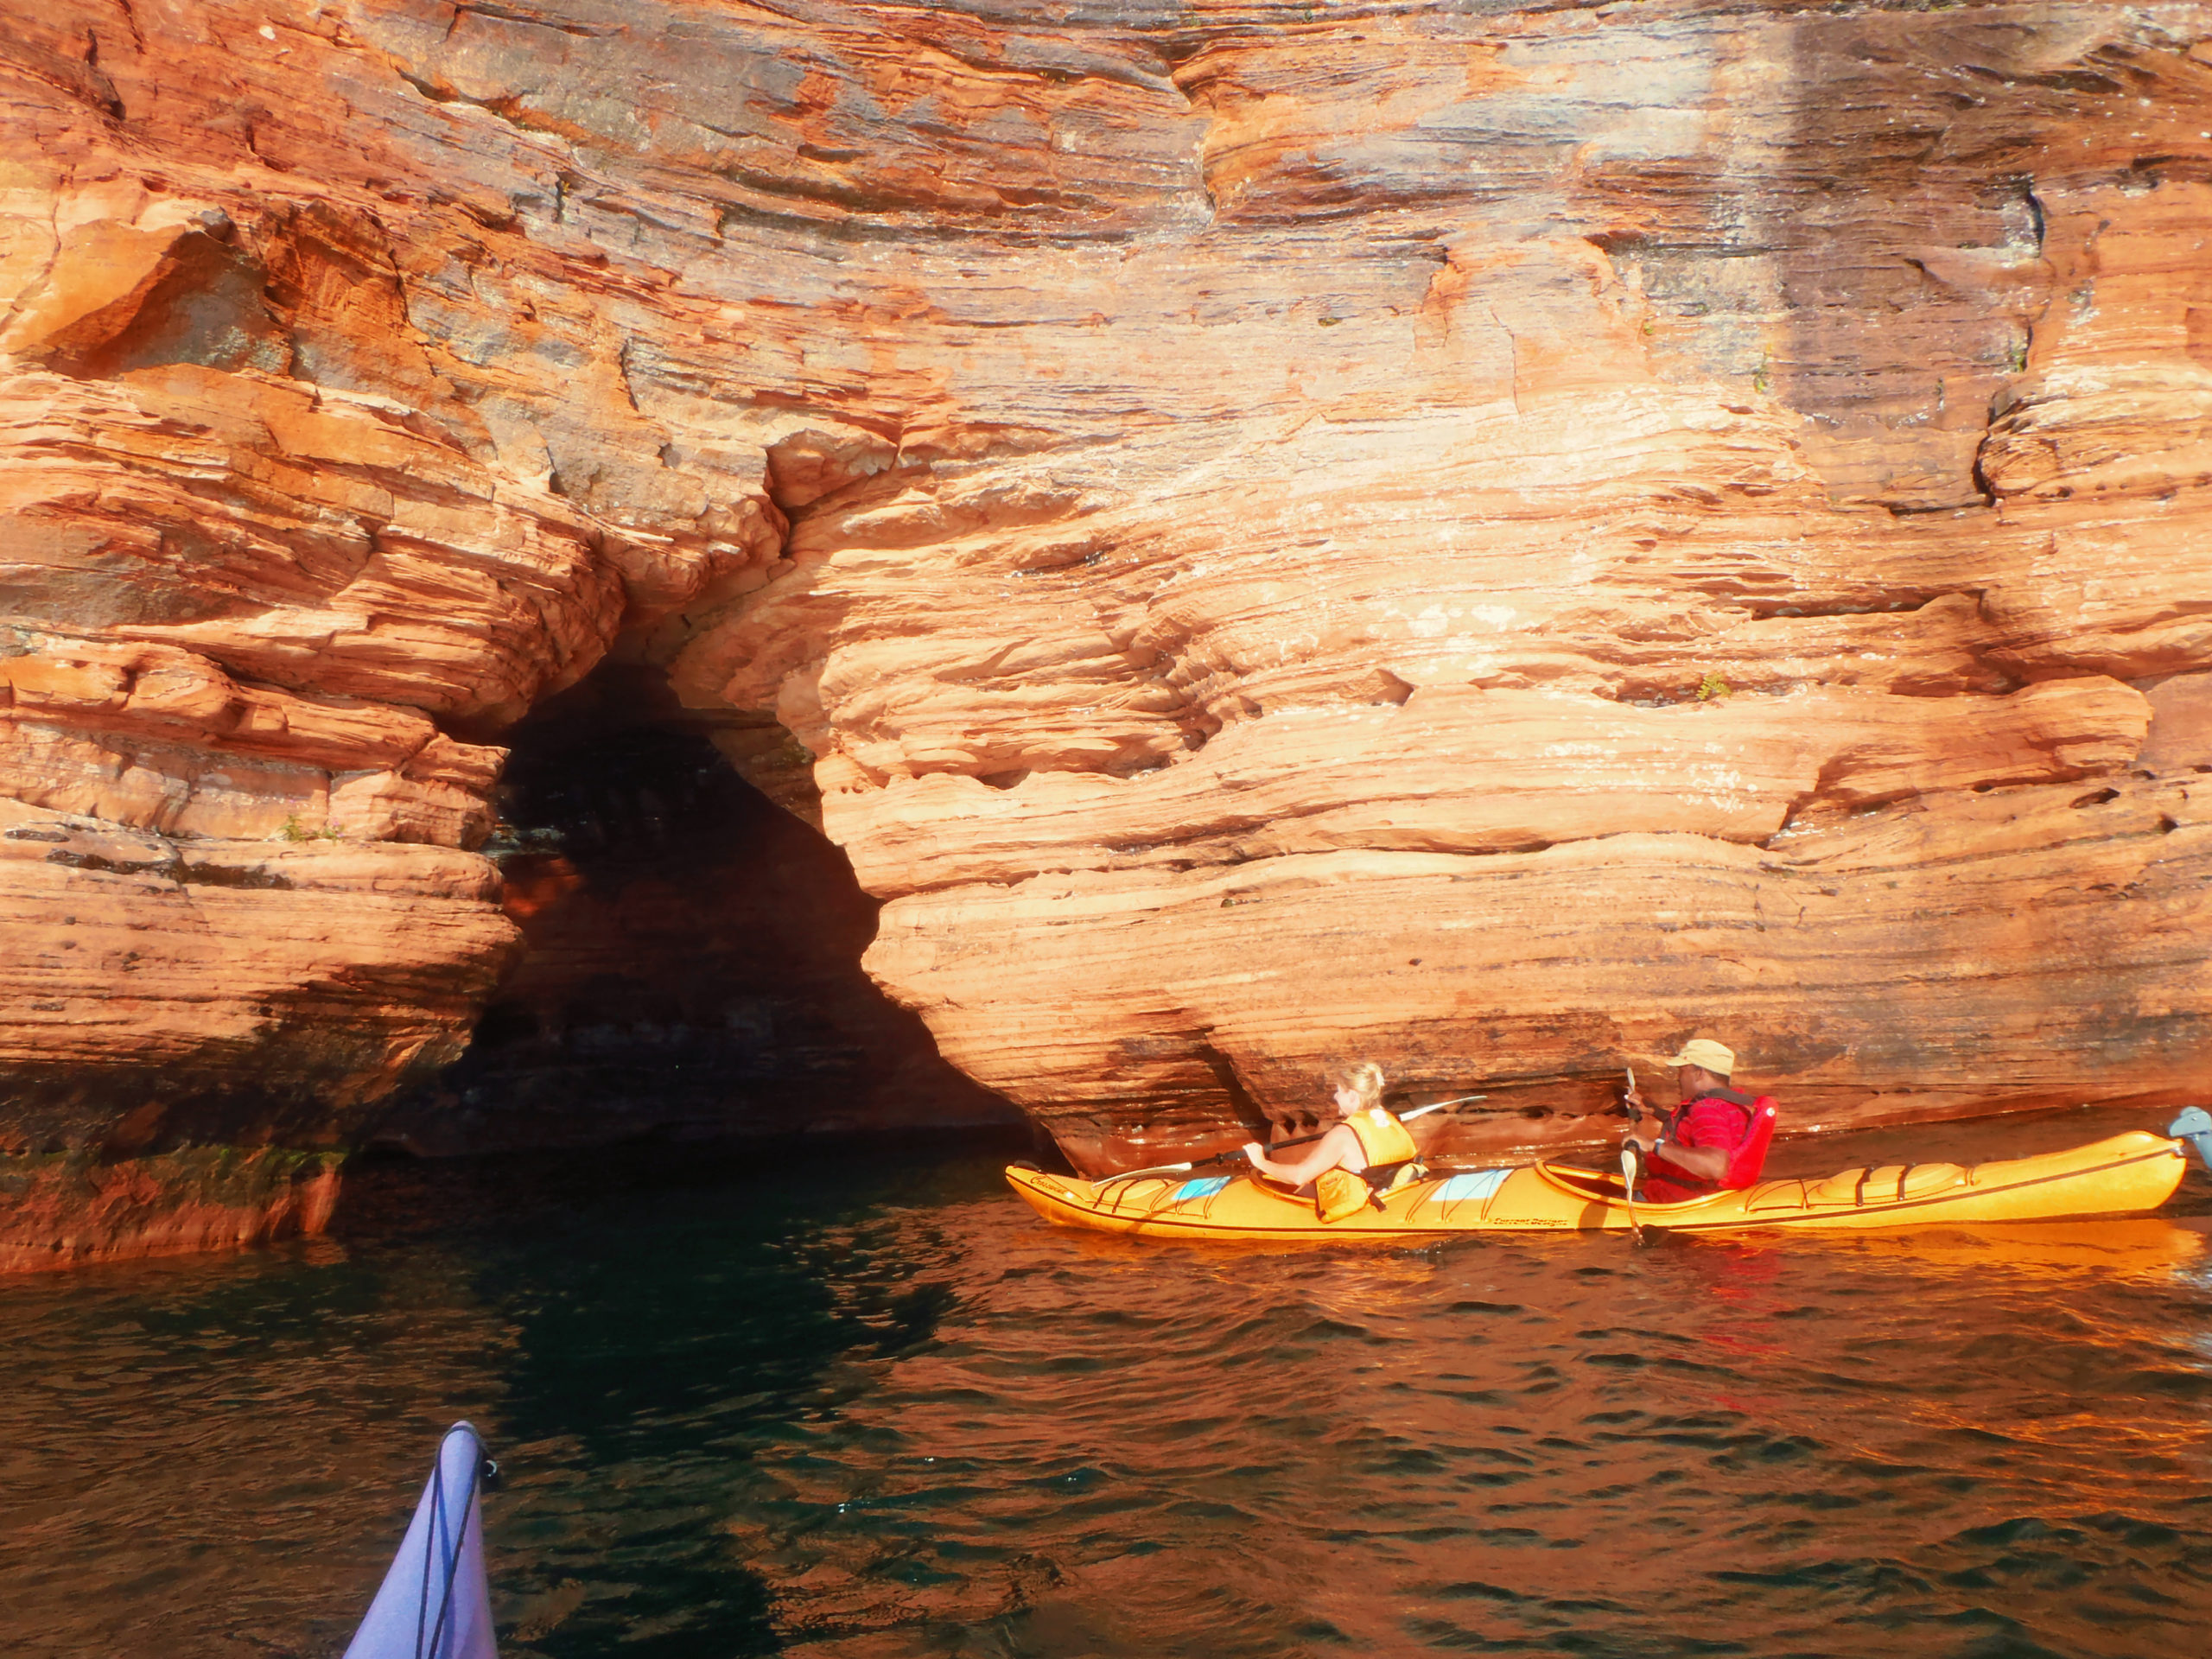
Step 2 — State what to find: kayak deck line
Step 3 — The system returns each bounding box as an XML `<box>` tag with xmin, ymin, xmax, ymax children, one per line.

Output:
<box><xmin>1006</xmin><ymin>1128</ymin><xmax>2196</xmax><ymax>1243</ymax></box>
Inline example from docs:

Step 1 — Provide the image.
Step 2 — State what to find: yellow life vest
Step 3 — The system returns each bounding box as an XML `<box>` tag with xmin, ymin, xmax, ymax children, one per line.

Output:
<box><xmin>1344</xmin><ymin>1105</ymin><xmax>1418</xmax><ymax>1167</ymax></box>
<box><xmin>1313</xmin><ymin>1168</ymin><xmax>1370</xmax><ymax>1224</ymax></box>
<box><xmin>1313</xmin><ymin>1108</ymin><xmax>1421</xmax><ymax>1223</ymax></box>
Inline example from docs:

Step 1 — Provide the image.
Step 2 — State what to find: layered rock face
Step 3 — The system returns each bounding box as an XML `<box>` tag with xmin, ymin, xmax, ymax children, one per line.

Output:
<box><xmin>3</xmin><ymin>2</ymin><xmax>2211</xmax><ymax>1187</ymax></box>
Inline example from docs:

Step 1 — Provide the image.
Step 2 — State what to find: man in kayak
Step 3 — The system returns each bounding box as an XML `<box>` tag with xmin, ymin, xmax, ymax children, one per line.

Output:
<box><xmin>1623</xmin><ymin>1039</ymin><xmax>1761</xmax><ymax>1202</ymax></box>
<box><xmin>1240</xmin><ymin>1062</ymin><xmax>1421</xmax><ymax>1222</ymax></box>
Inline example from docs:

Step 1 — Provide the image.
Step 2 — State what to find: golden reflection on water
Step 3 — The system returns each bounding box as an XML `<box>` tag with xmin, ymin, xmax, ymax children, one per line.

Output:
<box><xmin>1</xmin><ymin>1105</ymin><xmax>2208</xmax><ymax>1659</ymax></box>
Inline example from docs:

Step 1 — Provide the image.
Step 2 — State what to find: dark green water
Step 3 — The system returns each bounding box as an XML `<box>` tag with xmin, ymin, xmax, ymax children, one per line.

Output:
<box><xmin>3</xmin><ymin>1107</ymin><xmax>2210</xmax><ymax>1659</ymax></box>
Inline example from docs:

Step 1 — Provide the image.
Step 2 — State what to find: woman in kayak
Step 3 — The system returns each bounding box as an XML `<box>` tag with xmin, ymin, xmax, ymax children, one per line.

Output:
<box><xmin>1241</xmin><ymin>1063</ymin><xmax>1421</xmax><ymax>1221</ymax></box>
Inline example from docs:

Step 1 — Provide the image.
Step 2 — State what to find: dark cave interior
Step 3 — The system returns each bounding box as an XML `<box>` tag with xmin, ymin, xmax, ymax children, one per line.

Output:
<box><xmin>369</xmin><ymin>664</ymin><xmax>1017</xmax><ymax>1156</ymax></box>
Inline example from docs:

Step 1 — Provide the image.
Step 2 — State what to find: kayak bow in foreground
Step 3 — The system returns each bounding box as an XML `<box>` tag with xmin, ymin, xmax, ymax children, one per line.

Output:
<box><xmin>1007</xmin><ymin>1122</ymin><xmax>2204</xmax><ymax>1243</ymax></box>
<box><xmin>344</xmin><ymin>1422</ymin><xmax>499</xmax><ymax>1659</ymax></box>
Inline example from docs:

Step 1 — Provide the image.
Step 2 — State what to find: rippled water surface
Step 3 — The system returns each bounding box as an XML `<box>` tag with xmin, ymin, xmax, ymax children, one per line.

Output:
<box><xmin>3</xmin><ymin>1107</ymin><xmax>2211</xmax><ymax>1659</ymax></box>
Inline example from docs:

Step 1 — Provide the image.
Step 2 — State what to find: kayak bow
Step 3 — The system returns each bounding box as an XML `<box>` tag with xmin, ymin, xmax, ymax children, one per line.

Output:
<box><xmin>343</xmin><ymin>1423</ymin><xmax>499</xmax><ymax>1659</ymax></box>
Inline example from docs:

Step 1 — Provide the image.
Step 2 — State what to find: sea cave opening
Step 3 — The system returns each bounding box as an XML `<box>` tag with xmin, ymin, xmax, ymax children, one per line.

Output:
<box><xmin>369</xmin><ymin>661</ymin><xmax>1018</xmax><ymax>1159</ymax></box>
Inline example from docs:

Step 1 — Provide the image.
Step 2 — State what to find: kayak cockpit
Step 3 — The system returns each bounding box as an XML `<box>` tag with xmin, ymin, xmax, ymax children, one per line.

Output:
<box><xmin>1528</xmin><ymin>1160</ymin><xmax>1743</xmax><ymax>1211</ymax></box>
<box><xmin>1529</xmin><ymin>1162</ymin><xmax>1621</xmax><ymax>1201</ymax></box>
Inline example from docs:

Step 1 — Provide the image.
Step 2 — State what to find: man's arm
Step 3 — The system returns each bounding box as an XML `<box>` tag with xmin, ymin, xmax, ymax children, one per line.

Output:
<box><xmin>1630</xmin><ymin>1101</ymin><xmax>1735</xmax><ymax>1181</ymax></box>
<box><xmin>1639</xmin><ymin>1133</ymin><xmax>1729</xmax><ymax>1182</ymax></box>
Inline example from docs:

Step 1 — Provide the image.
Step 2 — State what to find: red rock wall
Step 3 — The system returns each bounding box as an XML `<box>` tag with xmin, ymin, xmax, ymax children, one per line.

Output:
<box><xmin>3</xmin><ymin>3</ymin><xmax>2211</xmax><ymax>1183</ymax></box>
<box><xmin>0</xmin><ymin>1147</ymin><xmax>341</xmax><ymax>1273</ymax></box>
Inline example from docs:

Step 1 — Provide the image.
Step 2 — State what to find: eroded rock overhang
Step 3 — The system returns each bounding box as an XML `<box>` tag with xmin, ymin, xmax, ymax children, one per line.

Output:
<box><xmin>3</xmin><ymin>1</ymin><xmax>2211</xmax><ymax>1175</ymax></box>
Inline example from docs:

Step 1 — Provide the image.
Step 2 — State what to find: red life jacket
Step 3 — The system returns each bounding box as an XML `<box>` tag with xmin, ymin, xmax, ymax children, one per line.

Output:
<box><xmin>1647</xmin><ymin>1090</ymin><xmax>1779</xmax><ymax>1195</ymax></box>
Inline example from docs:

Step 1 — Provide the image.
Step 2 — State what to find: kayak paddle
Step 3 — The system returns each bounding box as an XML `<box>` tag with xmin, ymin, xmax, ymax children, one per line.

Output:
<box><xmin>2172</xmin><ymin>1107</ymin><xmax>2212</xmax><ymax>1171</ymax></box>
<box><xmin>1098</xmin><ymin>1095</ymin><xmax>1486</xmax><ymax>1185</ymax></box>
<box><xmin>1619</xmin><ymin>1140</ymin><xmax>1644</xmax><ymax>1246</ymax></box>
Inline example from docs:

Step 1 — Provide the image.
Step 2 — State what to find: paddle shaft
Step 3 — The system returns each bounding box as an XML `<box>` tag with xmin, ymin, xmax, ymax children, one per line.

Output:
<box><xmin>1619</xmin><ymin>1067</ymin><xmax>1649</xmax><ymax>1243</ymax></box>
<box><xmin>1101</xmin><ymin>1095</ymin><xmax>1484</xmax><ymax>1184</ymax></box>
<box><xmin>1242</xmin><ymin>1095</ymin><xmax>1480</xmax><ymax>1159</ymax></box>
<box><xmin>1620</xmin><ymin>1141</ymin><xmax>1644</xmax><ymax>1244</ymax></box>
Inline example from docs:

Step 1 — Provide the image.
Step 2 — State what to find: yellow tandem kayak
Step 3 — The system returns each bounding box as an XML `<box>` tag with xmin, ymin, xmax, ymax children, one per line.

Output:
<box><xmin>1006</xmin><ymin>1127</ymin><xmax>2199</xmax><ymax>1243</ymax></box>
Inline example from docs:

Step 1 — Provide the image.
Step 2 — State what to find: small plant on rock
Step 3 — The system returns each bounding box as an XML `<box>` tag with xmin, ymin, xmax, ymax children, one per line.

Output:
<box><xmin>1694</xmin><ymin>672</ymin><xmax>1732</xmax><ymax>702</ymax></box>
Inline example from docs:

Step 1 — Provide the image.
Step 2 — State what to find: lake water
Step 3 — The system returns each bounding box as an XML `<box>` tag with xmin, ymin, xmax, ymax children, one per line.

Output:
<box><xmin>3</xmin><ymin>1105</ymin><xmax>2209</xmax><ymax>1659</ymax></box>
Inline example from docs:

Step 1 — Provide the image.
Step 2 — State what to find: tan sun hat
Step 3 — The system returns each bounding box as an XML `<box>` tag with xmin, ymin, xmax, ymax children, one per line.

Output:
<box><xmin>1665</xmin><ymin>1038</ymin><xmax>1736</xmax><ymax>1076</ymax></box>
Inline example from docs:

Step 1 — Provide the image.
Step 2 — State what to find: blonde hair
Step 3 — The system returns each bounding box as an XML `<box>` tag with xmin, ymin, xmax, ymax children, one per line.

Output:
<box><xmin>1336</xmin><ymin>1062</ymin><xmax>1385</xmax><ymax>1114</ymax></box>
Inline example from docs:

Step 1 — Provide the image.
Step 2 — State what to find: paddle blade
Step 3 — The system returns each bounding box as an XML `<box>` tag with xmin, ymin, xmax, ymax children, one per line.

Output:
<box><xmin>344</xmin><ymin>1423</ymin><xmax>498</xmax><ymax>1659</ymax></box>
<box><xmin>2170</xmin><ymin>1107</ymin><xmax>2212</xmax><ymax>1173</ymax></box>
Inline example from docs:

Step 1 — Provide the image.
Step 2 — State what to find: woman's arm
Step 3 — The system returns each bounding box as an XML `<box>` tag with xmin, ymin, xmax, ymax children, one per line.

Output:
<box><xmin>1242</xmin><ymin>1123</ymin><xmax>1363</xmax><ymax>1186</ymax></box>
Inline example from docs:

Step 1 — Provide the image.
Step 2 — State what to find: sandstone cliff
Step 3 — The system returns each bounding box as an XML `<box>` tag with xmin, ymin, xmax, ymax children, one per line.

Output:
<box><xmin>3</xmin><ymin>2</ymin><xmax>2211</xmax><ymax>1199</ymax></box>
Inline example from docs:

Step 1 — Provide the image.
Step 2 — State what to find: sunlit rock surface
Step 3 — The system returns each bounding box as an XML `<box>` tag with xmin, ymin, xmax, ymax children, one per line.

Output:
<box><xmin>3</xmin><ymin>2</ymin><xmax>2211</xmax><ymax>1190</ymax></box>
